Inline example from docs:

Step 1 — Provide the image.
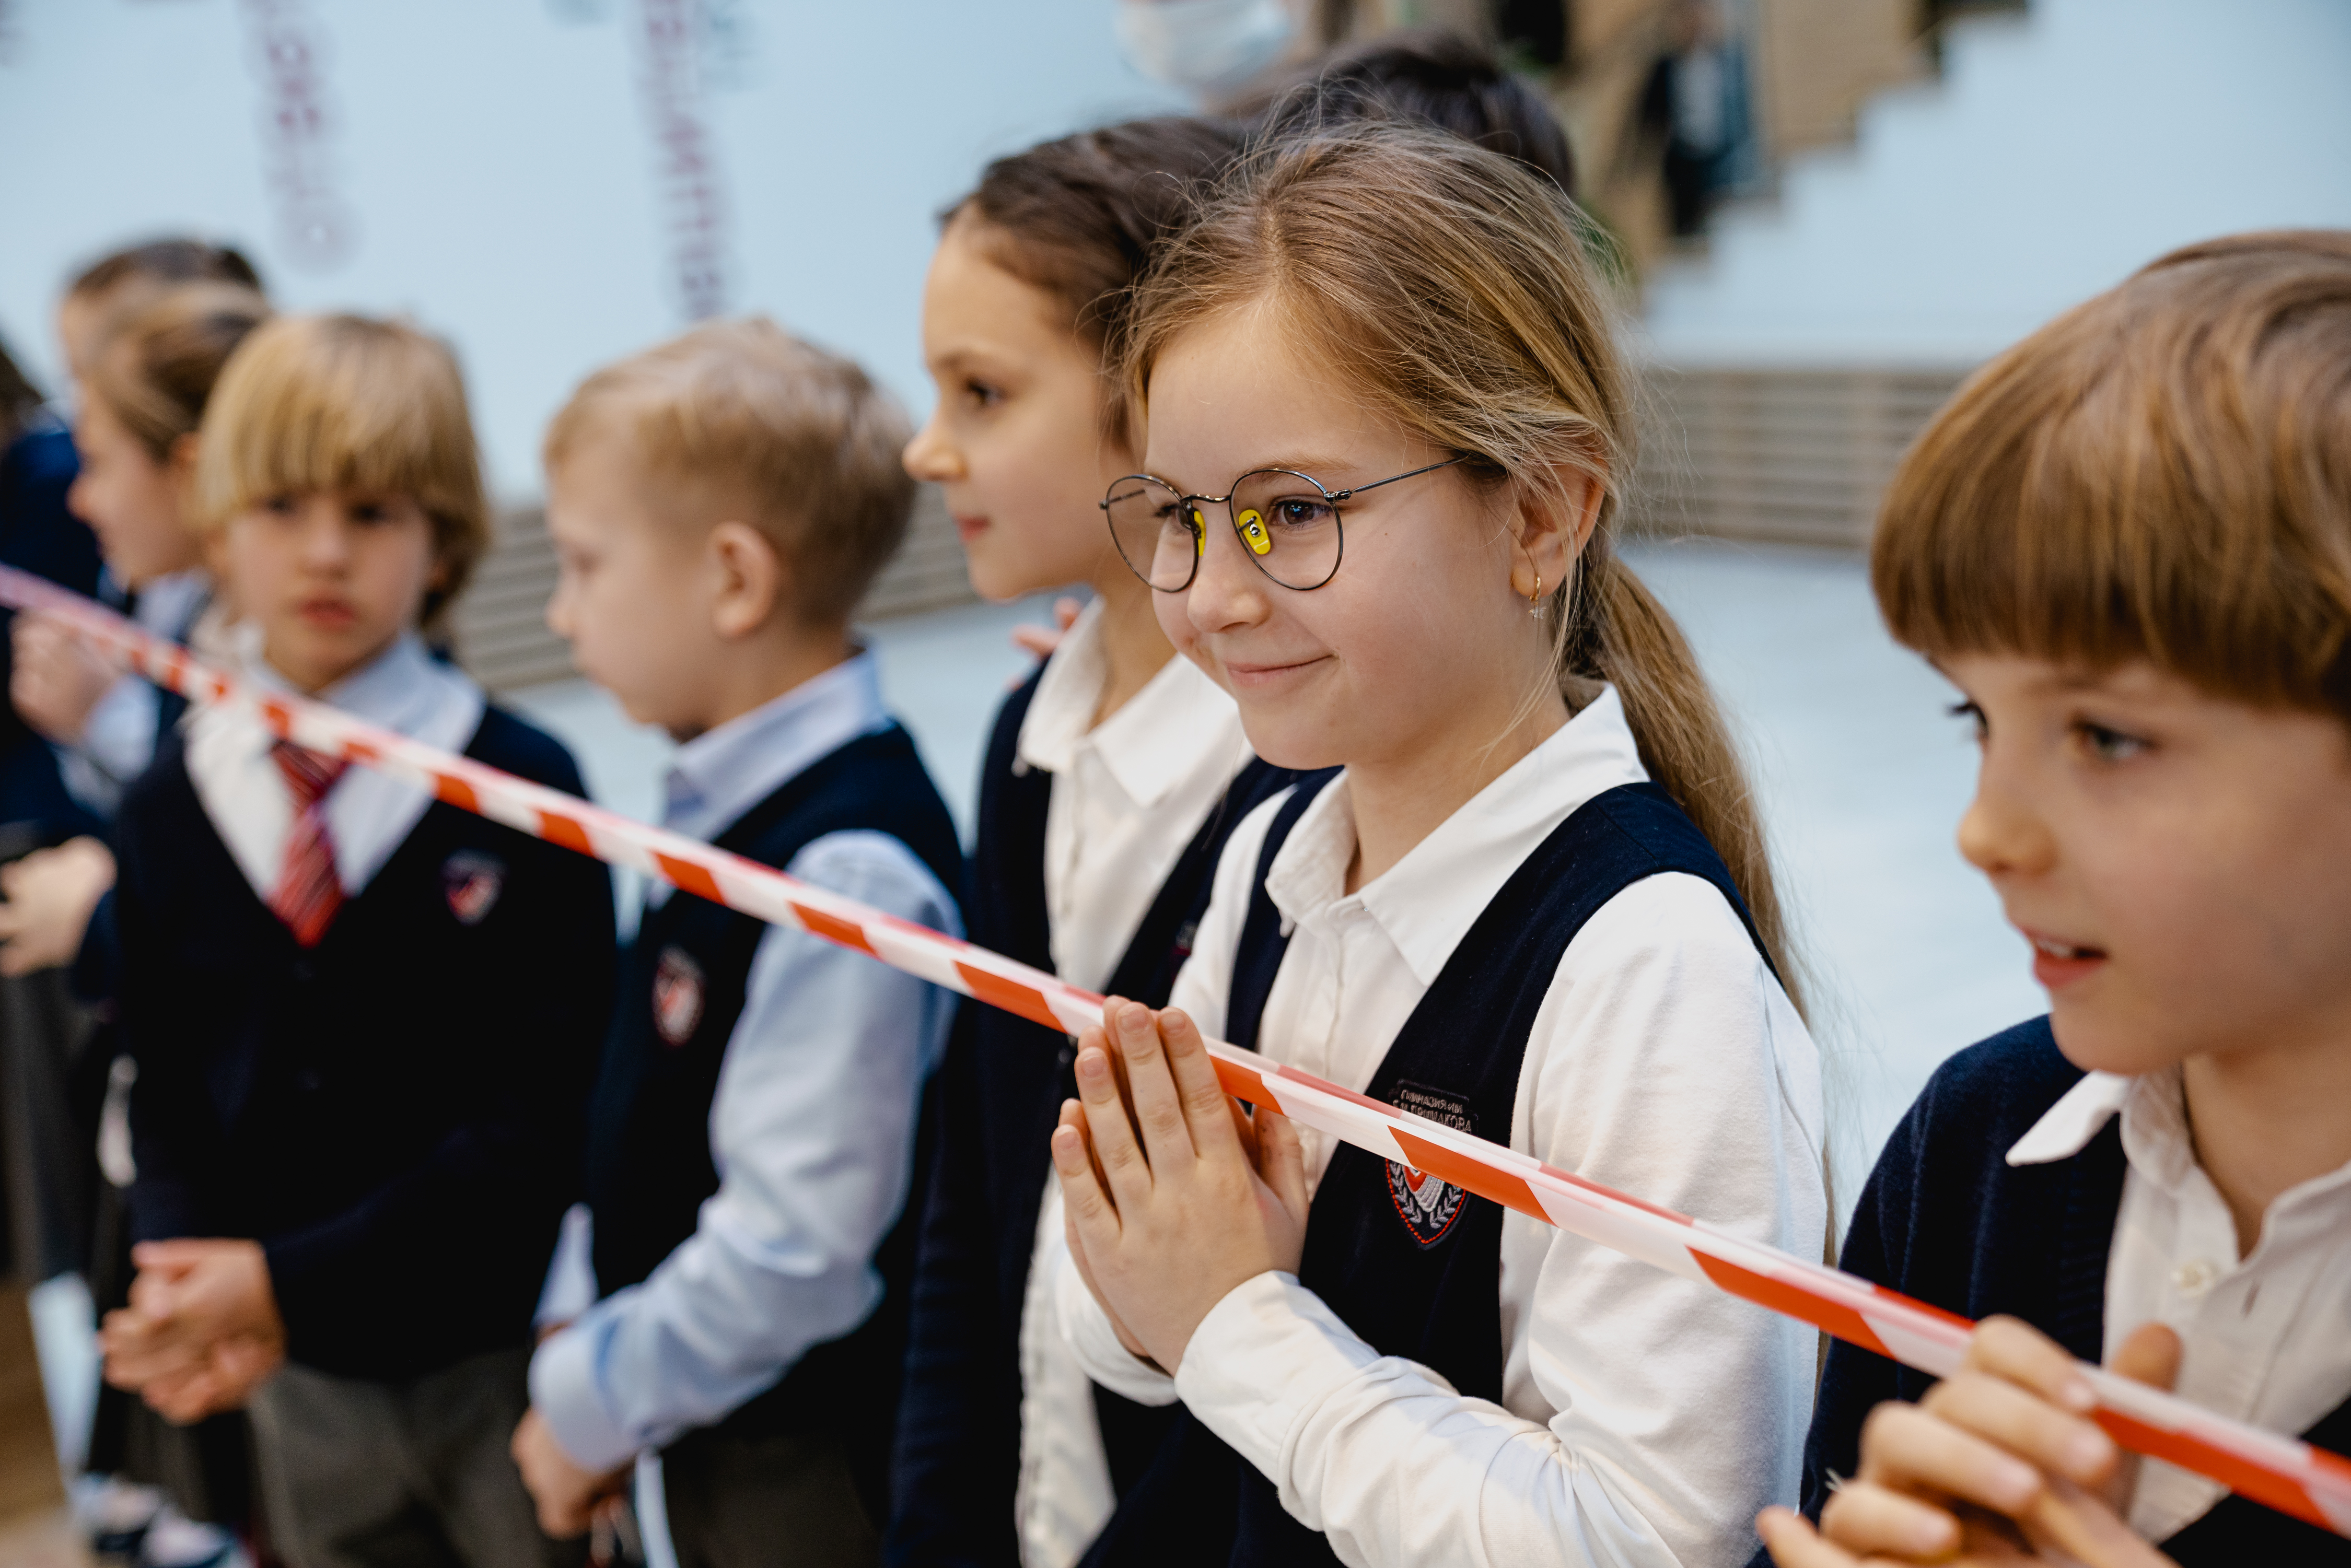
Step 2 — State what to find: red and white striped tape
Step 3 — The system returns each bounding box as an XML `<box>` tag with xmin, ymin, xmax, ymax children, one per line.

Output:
<box><xmin>13</xmin><ymin>562</ymin><xmax>2347</xmax><ymax>1539</ymax></box>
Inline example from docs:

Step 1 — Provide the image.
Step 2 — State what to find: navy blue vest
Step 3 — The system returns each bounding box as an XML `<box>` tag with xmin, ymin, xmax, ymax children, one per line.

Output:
<box><xmin>584</xmin><ymin>722</ymin><xmax>961</xmax><ymax>1508</ymax></box>
<box><xmin>117</xmin><ymin>705</ymin><xmax>616</xmax><ymax>1378</ymax></box>
<box><xmin>887</xmin><ymin>668</ymin><xmax>1309</xmax><ymax>1566</ymax></box>
<box><xmin>1082</xmin><ymin>778</ymin><xmax>1774</xmax><ymax>1566</ymax></box>
<box><xmin>1776</xmin><ymin>1017</ymin><xmax>2351</xmax><ymax>1567</ymax></box>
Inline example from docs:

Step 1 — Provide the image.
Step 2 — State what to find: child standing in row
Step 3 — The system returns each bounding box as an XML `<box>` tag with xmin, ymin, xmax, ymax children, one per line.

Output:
<box><xmin>0</xmin><ymin>237</ymin><xmax>255</xmax><ymax>851</ymax></box>
<box><xmin>1757</xmin><ymin>233</ymin><xmax>2351</xmax><ymax>1567</ymax></box>
<box><xmin>0</xmin><ymin>283</ymin><xmax>271</xmax><ymax>980</ymax></box>
<box><xmin>98</xmin><ymin>313</ymin><xmax>618</xmax><ymax>1568</ymax></box>
<box><xmin>889</xmin><ymin>115</ymin><xmax>1277</xmax><ymax>1568</ymax></box>
<box><xmin>514</xmin><ymin>319</ymin><xmax>963</xmax><ymax>1567</ymax></box>
<box><xmin>1049</xmin><ymin>126</ymin><xmax>1826</xmax><ymax>1566</ymax></box>
<box><xmin>893</xmin><ymin>42</ymin><xmax>1589</xmax><ymax>1565</ymax></box>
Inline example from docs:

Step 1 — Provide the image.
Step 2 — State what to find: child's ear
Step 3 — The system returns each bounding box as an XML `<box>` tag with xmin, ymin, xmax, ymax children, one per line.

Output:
<box><xmin>708</xmin><ymin>521</ymin><xmax>789</xmax><ymax>640</ymax></box>
<box><xmin>167</xmin><ymin>432</ymin><xmax>203</xmax><ymax>500</ymax></box>
<box><xmin>198</xmin><ymin>527</ymin><xmax>235</xmax><ymax>604</ymax></box>
<box><xmin>1512</xmin><ymin>466</ymin><xmax>1606</xmax><ymax>595</ymax></box>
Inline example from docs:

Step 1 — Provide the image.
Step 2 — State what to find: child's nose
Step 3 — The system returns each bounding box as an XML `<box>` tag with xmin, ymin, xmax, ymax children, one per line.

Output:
<box><xmin>302</xmin><ymin>516</ymin><xmax>355</xmax><ymax>567</ymax></box>
<box><xmin>1956</xmin><ymin>755</ymin><xmax>2056</xmax><ymax>878</ymax></box>
<box><xmin>1187</xmin><ymin>506</ymin><xmax>1271</xmax><ymax>631</ymax></box>
<box><xmin>902</xmin><ymin>416</ymin><xmax>960</xmax><ymax>483</ymax></box>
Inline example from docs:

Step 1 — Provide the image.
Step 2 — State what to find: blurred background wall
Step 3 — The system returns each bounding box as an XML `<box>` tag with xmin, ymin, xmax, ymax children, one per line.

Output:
<box><xmin>7</xmin><ymin>0</ymin><xmax>2348</xmax><ymax>676</ymax></box>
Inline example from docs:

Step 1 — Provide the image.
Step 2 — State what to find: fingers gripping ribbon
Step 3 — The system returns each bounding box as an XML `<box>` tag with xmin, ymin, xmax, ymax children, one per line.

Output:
<box><xmin>10</xmin><ymin>561</ymin><xmax>2342</xmax><ymax>1540</ymax></box>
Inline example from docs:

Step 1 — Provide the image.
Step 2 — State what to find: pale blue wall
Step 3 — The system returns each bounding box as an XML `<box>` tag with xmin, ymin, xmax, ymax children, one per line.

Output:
<box><xmin>0</xmin><ymin>0</ymin><xmax>1182</xmax><ymax>497</ymax></box>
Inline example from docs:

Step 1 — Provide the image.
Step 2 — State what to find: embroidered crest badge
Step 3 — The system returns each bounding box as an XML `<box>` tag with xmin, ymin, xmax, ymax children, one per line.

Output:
<box><xmin>1386</xmin><ymin>1080</ymin><xmax>1475</xmax><ymax>1246</ymax></box>
<box><xmin>440</xmin><ymin>851</ymin><xmax>507</xmax><ymax>926</ymax></box>
<box><xmin>652</xmin><ymin>946</ymin><xmax>706</xmax><ymax>1048</ymax></box>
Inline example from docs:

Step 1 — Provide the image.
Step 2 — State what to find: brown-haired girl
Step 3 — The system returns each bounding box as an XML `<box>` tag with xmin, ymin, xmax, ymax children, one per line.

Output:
<box><xmin>17</xmin><ymin>284</ymin><xmax>270</xmax><ymax>808</ymax></box>
<box><xmin>893</xmin><ymin>115</ymin><xmax>1308</xmax><ymax>1567</ymax></box>
<box><xmin>1046</xmin><ymin>126</ymin><xmax>1826</xmax><ymax>1566</ymax></box>
<box><xmin>0</xmin><ymin>284</ymin><xmax>271</xmax><ymax>988</ymax></box>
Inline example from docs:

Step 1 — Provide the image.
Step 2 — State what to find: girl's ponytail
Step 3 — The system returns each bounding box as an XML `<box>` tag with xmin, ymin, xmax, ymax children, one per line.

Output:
<box><xmin>1585</xmin><ymin>551</ymin><xmax>1802</xmax><ymax>1010</ymax></box>
<box><xmin>1127</xmin><ymin>125</ymin><xmax>1804</xmax><ymax>1012</ymax></box>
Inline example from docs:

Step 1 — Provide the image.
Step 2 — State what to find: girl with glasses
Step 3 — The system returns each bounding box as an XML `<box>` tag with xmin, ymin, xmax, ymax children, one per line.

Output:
<box><xmin>1048</xmin><ymin>126</ymin><xmax>1828</xmax><ymax>1567</ymax></box>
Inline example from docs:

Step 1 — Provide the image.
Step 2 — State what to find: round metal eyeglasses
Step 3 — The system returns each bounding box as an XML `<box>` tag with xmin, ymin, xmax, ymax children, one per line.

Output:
<box><xmin>1099</xmin><ymin>457</ymin><xmax>1467</xmax><ymax>593</ymax></box>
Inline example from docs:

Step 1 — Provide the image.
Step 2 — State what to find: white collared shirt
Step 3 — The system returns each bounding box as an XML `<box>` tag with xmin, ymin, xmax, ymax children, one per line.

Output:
<box><xmin>183</xmin><ymin>630</ymin><xmax>485</xmax><ymax>904</ymax></box>
<box><xmin>2006</xmin><ymin>1067</ymin><xmax>2351</xmax><ymax>1541</ymax></box>
<box><xmin>1058</xmin><ymin>686</ymin><xmax>1826</xmax><ymax>1568</ymax></box>
<box><xmin>531</xmin><ymin>652</ymin><xmax>963</xmax><ymax>1471</ymax></box>
<box><xmin>1014</xmin><ymin>600</ymin><xmax>1253</xmax><ymax>1568</ymax></box>
<box><xmin>1017</xmin><ymin>596</ymin><xmax>1253</xmax><ymax>992</ymax></box>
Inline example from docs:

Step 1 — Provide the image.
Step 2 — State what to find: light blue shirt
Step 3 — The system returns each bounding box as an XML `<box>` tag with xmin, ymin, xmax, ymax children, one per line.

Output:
<box><xmin>529</xmin><ymin>652</ymin><xmax>962</xmax><ymax>1471</ymax></box>
<box><xmin>59</xmin><ymin>568</ymin><xmax>212</xmax><ymax>816</ymax></box>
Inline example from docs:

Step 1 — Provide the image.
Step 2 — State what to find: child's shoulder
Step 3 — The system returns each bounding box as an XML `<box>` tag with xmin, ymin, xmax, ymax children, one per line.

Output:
<box><xmin>1901</xmin><ymin>1015</ymin><xmax>2078</xmax><ymax>1151</ymax></box>
<box><xmin>465</xmin><ymin>703</ymin><xmax>588</xmax><ymax>798</ymax></box>
<box><xmin>1859</xmin><ymin>1014</ymin><xmax>2092</xmax><ymax>1245</ymax></box>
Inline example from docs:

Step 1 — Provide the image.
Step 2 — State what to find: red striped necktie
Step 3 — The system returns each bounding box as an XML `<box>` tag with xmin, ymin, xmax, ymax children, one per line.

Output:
<box><xmin>271</xmin><ymin>742</ymin><xmax>350</xmax><ymax>947</ymax></box>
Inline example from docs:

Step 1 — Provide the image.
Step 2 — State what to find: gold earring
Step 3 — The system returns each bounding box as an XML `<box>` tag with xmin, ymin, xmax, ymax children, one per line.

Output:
<box><xmin>1529</xmin><ymin>572</ymin><xmax>1543</xmax><ymax>616</ymax></box>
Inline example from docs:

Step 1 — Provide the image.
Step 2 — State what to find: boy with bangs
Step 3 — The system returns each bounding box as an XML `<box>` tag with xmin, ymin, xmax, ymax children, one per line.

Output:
<box><xmin>510</xmin><ymin>319</ymin><xmax>962</xmax><ymax>1567</ymax></box>
<box><xmin>1756</xmin><ymin>231</ymin><xmax>2351</xmax><ymax>1567</ymax></box>
<box><xmin>97</xmin><ymin>313</ymin><xmax>618</xmax><ymax>1568</ymax></box>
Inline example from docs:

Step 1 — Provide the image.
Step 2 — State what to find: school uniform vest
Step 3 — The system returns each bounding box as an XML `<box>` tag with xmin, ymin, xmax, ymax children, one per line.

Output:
<box><xmin>584</xmin><ymin>723</ymin><xmax>961</xmax><ymax>1505</ymax></box>
<box><xmin>1778</xmin><ymin>1017</ymin><xmax>2351</xmax><ymax>1568</ymax></box>
<box><xmin>887</xmin><ymin>669</ymin><xmax>1306</xmax><ymax>1565</ymax></box>
<box><xmin>117</xmin><ymin>707</ymin><xmax>616</xmax><ymax>1379</ymax></box>
<box><xmin>1082</xmin><ymin>777</ymin><xmax>1774</xmax><ymax>1567</ymax></box>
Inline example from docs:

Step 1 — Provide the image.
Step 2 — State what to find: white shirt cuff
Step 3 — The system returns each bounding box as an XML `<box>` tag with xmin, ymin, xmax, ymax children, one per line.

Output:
<box><xmin>1170</xmin><ymin>1271</ymin><xmax>1386</xmax><ymax>1483</ymax></box>
<box><xmin>1053</xmin><ymin>1242</ymin><xmax>1179</xmax><ymax>1406</ymax></box>
<box><xmin>528</xmin><ymin>1320</ymin><xmax>641</xmax><ymax>1475</ymax></box>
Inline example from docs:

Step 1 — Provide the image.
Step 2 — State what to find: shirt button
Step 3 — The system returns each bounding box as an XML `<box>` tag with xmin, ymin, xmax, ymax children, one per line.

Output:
<box><xmin>2173</xmin><ymin>1259</ymin><xmax>2220</xmax><ymax>1296</ymax></box>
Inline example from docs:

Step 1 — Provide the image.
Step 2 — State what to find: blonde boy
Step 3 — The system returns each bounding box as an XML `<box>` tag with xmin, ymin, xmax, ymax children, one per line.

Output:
<box><xmin>513</xmin><ymin>320</ymin><xmax>962</xmax><ymax>1568</ymax></box>
<box><xmin>99</xmin><ymin>314</ymin><xmax>618</xmax><ymax>1568</ymax></box>
<box><xmin>1759</xmin><ymin>233</ymin><xmax>2351</xmax><ymax>1567</ymax></box>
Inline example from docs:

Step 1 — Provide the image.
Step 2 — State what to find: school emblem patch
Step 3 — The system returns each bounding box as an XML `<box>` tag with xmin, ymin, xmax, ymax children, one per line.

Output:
<box><xmin>440</xmin><ymin>851</ymin><xmax>506</xmax><ymax>926</ymax></box>
<box><xmin>651</xmin><ymin>946</ymin><xmax>706</xmax><ymax>1048</ymax></box>
<box><xmin>1386</xmin><ymin>1081</ymin><xmax>1475</xmax><ymax>1246</ymax></box>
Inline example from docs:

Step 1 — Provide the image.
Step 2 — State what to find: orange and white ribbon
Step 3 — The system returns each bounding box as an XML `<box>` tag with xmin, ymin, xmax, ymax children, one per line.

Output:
<box><xmin>14</xmin><ymin>561</ymin><xmax>2345</xmax><ymax>1539</ymax></box>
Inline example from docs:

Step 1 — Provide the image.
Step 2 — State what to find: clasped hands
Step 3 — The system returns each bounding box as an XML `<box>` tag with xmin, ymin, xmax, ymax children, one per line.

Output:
<box><xmin>1050</xmin><ymin>997</ymin><xmax>1309</xmax><ymax>1375</ymax></box>
<box><xmin>1760</xmin><ymin>1316</ymin><xmax>2186</xmax><ymax>1568</ymax></box>
<box><xmin>100</xmin><ymin>1238</ymin><xmax>287</xmax><ymax>1423</ymax></box>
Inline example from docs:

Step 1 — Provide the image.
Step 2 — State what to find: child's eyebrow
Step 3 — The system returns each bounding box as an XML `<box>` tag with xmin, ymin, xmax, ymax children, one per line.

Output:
<box><xmin>927</xmin><ymin>344</ymin><xmax>1016</xmax><ymax>375</ymax></box>
<box><xmin>1162</xmin><ymin>457</ymin><xmax>1365</xmax><ymax>492</ymax></box>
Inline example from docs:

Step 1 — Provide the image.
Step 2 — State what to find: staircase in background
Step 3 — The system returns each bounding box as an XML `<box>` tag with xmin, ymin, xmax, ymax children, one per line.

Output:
<box><xmin>1625</xmin><ymin>362</ymin><xmax>1968</xmax><ymax>546</ymax></box>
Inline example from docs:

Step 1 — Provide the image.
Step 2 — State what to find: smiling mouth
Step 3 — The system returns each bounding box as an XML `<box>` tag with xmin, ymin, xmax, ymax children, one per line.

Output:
<box><xmin>2031</xmin><ymin>935</ymin><xmax>2104</xmax><ymax>961</ymax></box>
<box><xmin>1223</xmin><ymin>656</ymin><xmax>1327</xmax><ymax>685</ymax></box>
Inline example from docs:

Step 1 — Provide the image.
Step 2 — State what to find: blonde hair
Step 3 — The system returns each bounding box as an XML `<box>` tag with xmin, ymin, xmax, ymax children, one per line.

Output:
<box><xmin>543</xmin><ymin>317</ymin><xmax>915</xmax><ymax>626</ymax></box>
<box><xmin>1876</xmin><ymin>230</ymin><xmax>2351</xmax><ymax>720</ymax></box>
<box><xmin>85</xmin><ymin>283</ymin><xmax>272</xmax><ymax>463</ymax></box>
<box><xmin>194</xmin><ymin>313</ymin><xmax>490</xmax><ymax>629</ymax></box>
<box><xmin>1125</xmin><ymin>126</ymin><xmax>1802</xmax><ymax>1004</ymax></box>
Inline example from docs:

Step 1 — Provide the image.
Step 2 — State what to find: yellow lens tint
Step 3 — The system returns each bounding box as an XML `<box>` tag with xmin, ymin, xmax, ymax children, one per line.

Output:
<box><xmin>1238</xmin><ymin>509</ymin><xmax>1271</xmax><ymax>555</ymax></box>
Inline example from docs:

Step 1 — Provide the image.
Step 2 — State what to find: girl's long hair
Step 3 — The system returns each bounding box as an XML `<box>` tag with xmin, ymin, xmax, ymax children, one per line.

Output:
<box><xmin>1124</xmin><ymin>126</ymin><xmax>1803</xmax><ymax>1009</ymax></box>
